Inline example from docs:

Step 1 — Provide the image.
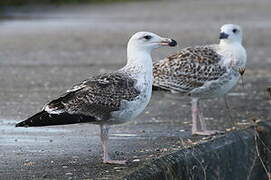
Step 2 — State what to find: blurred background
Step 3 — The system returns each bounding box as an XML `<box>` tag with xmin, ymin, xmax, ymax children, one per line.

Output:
<box><xmin>0</xmin><ymin>0</ymin><xmax>270</xmax><ymax>179</ymax></box>
<box><xmin>0</xmin><ymin>0</ymin><xmax>135</xmax><ymax>6</ymax></box>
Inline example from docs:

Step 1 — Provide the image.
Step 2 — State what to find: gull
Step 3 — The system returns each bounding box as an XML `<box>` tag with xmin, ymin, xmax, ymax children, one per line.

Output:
<box><xmin>153</xmin><ymin>24</ymin><xmax>247</xmax><ymax>135</ymax></box>
<box><xmin>16</xmin><ymin>32</ymin><xmax>177</xmax><ymax>164</ymax></box>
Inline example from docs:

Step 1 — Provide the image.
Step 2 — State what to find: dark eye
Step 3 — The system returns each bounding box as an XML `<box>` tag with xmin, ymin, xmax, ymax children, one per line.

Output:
<box><xmin>232</xmin><ymin>29</ymin><xmax>238</xmax><ymax>33</ymax></box>
<box><xmin>143</xmin><ymin>35</ymin><xmax>152</xmax><ymax>40</ymax></box>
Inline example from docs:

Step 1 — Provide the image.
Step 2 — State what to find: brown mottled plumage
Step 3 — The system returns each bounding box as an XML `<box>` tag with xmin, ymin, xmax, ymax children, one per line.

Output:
<box><xmin>46</xmin><ymin>72</ymin><xmax>140</xmax><ymax>121</ymax></box>
<box><xmin>153</xmin><ymin>46</ymin><xmax>227</xmax><ymax>93</ymax></box>
<box><xmin>15</xmin><ymin>72</ymin><xmax>140</xmax><ymax>127</ymax></box>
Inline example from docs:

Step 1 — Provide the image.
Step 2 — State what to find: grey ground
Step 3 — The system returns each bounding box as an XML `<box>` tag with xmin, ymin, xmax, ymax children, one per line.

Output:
<box><xmin>0</xmin><ymin>0</ymin><xmax>271</xmax><ymax>179</ymax></box>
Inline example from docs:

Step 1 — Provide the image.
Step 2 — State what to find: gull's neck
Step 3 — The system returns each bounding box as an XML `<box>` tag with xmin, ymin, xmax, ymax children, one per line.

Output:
<box><xmin>127</xmin><ymin>44</ymin><xmax>152</xmax><ymax>65</ymax></box>
<box><xmin>219</xmin><ymin>40</ymin><xmax>242</xmax><ymax>49</ymax></box>
<box><xmin>218</xmin><ymin>40</ymin><xmax>247</xmax><ymax>68</ymax></box>
<box><xmin>123</xmin><ymin>45</ymin><xmax>153</xmax><ymax>78</ymax></box>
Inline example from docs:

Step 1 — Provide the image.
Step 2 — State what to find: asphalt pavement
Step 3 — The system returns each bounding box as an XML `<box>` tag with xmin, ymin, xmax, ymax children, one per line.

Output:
<box><xmin>0</xmin><ymin>0</ymin><xmax>271</xmax><ymax>179</ymax></box>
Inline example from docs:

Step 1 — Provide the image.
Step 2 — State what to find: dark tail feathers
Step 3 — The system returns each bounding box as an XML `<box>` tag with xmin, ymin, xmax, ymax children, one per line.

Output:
<box><xmin>152</xmin><ymin>85</ymin><xmax>170</xmax><ymax>92</ymax></box>
<box><xmin>16</xmin><ymin>110</ymin><xmax>95</xmax><ymax>127</ymax></box>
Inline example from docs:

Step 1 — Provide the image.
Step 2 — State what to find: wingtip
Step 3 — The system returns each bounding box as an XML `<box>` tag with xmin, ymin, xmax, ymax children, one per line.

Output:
<box><xmin>15</xmin><ymin>121</ymin><xmax>28</xmax><ymax>127</ymax></box>
<box><xmin>152</xmin><ymin>85</ymin><xmax>160</xmax><ymax>91</ymax></box>
<box><xmin>152</xmin><ymin>85</ymin><xmax>168</xmax><ymax>91</ymax></box>
<box><xmin>15</xmin><ymin>111</ymin><xmax>47</xmax><ymax>127</ymax></box>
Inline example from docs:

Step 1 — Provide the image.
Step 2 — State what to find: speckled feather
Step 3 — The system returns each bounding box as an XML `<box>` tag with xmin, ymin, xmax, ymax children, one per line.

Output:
<box><xmin>44</xmin><ymin>72</ymin><xmax>140</xmax><ymax>121</ymax></box>
<box><xmin>153</xmin><ymin>46</ymin><xmax>227</xmax><ymax>93</ymax></box>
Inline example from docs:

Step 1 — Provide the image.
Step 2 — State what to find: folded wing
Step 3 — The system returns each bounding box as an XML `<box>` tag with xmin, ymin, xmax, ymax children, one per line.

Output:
<box><xmin>16</xmin><ymin>72</ymin><xmax>140</xmax><ymax>127</ymax></box>
<box><xmin>153</xmin><ymin>46</ymin><xmax>227</xmax><ymax>93</ymax></box>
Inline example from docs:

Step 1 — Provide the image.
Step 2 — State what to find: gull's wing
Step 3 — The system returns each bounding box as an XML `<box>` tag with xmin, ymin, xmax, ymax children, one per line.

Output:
<box><xmin>16</xmin><ymin>72</ymin><xmax>140</xmax><ymax>127</ymax></box>
<box><xmin>153</xmin><ymin>46</ymin><xmax>227</xmax><ymax>93</ymax></box>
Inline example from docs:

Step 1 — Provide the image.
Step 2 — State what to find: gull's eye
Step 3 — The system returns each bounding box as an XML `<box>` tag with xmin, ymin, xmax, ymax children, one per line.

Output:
<box><xmin>143</xmin><ymin>35</ymin><xmax>152</xmax><ymax>40</ymax></box>
<box><xmin>232</xmin><ymin>29</ymin><xmax>238</xmax><ymax>33</ymax></box>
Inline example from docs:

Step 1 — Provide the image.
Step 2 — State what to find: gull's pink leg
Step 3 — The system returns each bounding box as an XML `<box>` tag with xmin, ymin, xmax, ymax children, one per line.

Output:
<box><xmin>198</xmin><ymin>104</ymin><xmax>207</xmax><ymax>130</ymax></box>
<box><xmin>100</xmin><ymin>125</ymin><xmax>126</xmax><ymax>164</ymax></box>
<box><xmin>191</xmin><ymin>98</ymin><xmax>200</xmax><ymax>134</ymax></box>
<box><xmin>223</xmin><ymin>95</ymin><xmax>233</xmax><ymax>121</ymax></box>
<box><xmin>192</xmin><ymin>99</ymin><xmax>224</xmax><ymax>136</ymax></box>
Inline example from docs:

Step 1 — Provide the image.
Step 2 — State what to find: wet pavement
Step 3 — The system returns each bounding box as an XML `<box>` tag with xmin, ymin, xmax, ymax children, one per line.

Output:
<box><xmin>0</xmin><ymin>0</ymin><xmax>271</xmax><ymax>179</ymax></box>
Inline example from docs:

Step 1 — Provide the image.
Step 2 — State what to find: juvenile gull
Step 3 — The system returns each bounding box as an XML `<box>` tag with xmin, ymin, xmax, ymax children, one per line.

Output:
<box><xmin>153</xmin><ymin>24</ymin><xmax>247</xmax><ymax>135</ymax></box>
<box><xmin>16</xmin><ymin>32</ymin><xmax>177</xmax><ymax>164</ymax></box>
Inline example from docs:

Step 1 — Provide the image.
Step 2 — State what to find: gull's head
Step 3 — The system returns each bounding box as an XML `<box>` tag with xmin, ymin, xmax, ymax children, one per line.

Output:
<box><xmin>219</xmin><ymin>24</ymin><xmax>242</xmax><ymax>44</ymax></box>
<box><xmin>128</xmin><ymin>32</ymin><xmax>177</xmax><ymax>53</ymax></box>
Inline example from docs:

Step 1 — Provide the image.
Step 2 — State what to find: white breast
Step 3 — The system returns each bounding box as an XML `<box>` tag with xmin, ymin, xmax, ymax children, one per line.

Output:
<box><xmin>218</xmin><ymin>43</ymin><xmax>247</xmax><ymax>69</ymax></box>
<box><xmin>110</xmin><ymin>62</ymin><xmax>153</xmax><ymax>124</ymax></box>
<box><xmin>191</xmin><ymin>43</ymin><xmax>246</xmax><ymax>99</ymax></box>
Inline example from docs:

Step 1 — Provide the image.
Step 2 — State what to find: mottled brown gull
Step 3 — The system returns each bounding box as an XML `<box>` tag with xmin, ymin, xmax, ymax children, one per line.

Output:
<box><xmin>153</xmin><ymin>24</ymin><xmax>247</xmax><ymax>135</ymax></box>
<box><xmin>16</xmin><ymin>32</ymin><xmax>177</xmax><ymax>164</ymax></box>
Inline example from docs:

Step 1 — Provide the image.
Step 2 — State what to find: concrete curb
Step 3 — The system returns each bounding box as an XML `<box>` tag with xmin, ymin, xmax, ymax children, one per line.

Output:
<box><xmin>123</xmin><ymin>121</ymin><xmax>271</xmax><ymax>180</ymax></box>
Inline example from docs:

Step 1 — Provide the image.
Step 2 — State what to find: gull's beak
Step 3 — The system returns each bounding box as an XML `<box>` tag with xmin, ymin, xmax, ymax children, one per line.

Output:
<box><xmin>160</xmin><ymin>38</ymin><xmax>177</xmax><ymax>47</ymax></box>
<box><xmin>219</xmin><ymin>32</ymin><xmax>229</xmax><ymax>39</ymax></box>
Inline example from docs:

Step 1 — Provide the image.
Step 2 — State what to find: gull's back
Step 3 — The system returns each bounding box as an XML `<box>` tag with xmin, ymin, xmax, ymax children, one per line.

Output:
<box><xmin>153</xmin><ymin>45</ymin><xmax>229</xmax><ymax>97</ymax></box>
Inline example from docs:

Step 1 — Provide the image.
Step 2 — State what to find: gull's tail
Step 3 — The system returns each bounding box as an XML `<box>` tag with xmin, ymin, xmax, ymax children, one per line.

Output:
<box><xmin>152</xmin><ymin>84</ymin><xmax>171</xmax><ymax>92</ymax></box>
